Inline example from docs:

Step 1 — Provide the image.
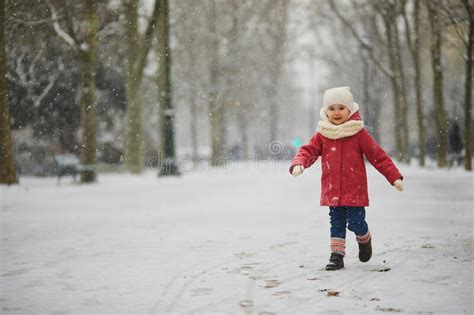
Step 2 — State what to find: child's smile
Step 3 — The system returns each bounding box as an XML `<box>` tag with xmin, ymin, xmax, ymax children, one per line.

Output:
<box><xmin>327</xmin><ymin>104</ymin><xmax>350</xmax><ymax>125</ymax></box>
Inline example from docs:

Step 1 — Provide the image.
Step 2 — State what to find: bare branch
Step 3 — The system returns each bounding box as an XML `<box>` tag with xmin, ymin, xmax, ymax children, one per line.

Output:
<box><xmin>463</xmin><ymin>0</ymin><xmax>474</xmax><ymax>19</ymax></box>
<box><xmin>48</xmin><ymin>1</ymin><xmax>78</xmax><ymax>49</ymax></box>
<box><xmin>445</xmin><ymin>36</ymin><xmax>468</xmax><ymax>60</ymax></box>
<box><xmin>15</xmin><ymin>51</ymin><xmax>29</xmax><ymax>89</ymax></box>
<box><xmin>9</xmin><ymin>45</ymin><xmax>63</xmax><ymax>109</ymax></box>
<box><xmin>328</xmin><ymin>0</ymin><xmax>394</xmax><ymax>78</ymax></box>
<box><xmin>402</xmin><ymin>3</ymin><xmax>415</xmax><ymax>56</ymax></box>
<box><xmin>440</xmin><ymin>0</ymin><xmax>468</xmax><ymax>47</ymax></box>
<box><xmin>97</xmin><ymin>21</ymin><xmax>122</xmax><ymax>39</ymax></box>
<box><xmin>33</xmin><ymin>71</ymin><xmax>59</xmax><ymax>108</ymax></box>
<box><xmin>8</xmin><ymin>16</ymin><xmax>61</xmax><ymax>26</ymax></box>
<box><xmin>136</xmin><ymin>0</ymin><xmax>160</xmax><ymax>77</ymax></box>
<box><xmin>28</xmin><ymin>49</ymin><xmax>43</xmax><ymax>79</ymax></box>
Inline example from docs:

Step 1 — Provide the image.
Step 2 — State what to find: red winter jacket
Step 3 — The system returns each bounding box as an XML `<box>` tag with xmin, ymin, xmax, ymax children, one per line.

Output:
<box><xmin>289</xmin><ymin>114</ymin><xmax>403</xmax><ymax>207</ymax></box>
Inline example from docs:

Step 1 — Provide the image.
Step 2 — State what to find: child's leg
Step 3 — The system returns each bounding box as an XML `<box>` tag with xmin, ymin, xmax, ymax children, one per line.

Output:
<box><xmin>347</xmin><ymin>207</ymin><xmax>372</xmax><ymax>262</ymax></box>
<box><xmin>329</xmin><ymin>206</ymin><xmax>347</xmax><ymax>255</ymax></box>
<box><xmin>346</xmin><ymin>206</ymin><xmax>370</xmax><ymax>241</ymax></box>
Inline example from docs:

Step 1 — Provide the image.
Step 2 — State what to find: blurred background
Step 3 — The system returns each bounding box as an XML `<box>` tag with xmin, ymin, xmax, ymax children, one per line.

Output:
<box><xmin>0</xmin><ymin>0</ymin><xmax>472</xmax><ymax>184</ymax></box>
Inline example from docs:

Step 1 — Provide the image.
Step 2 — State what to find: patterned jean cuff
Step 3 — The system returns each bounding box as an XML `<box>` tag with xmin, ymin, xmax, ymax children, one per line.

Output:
<box><xmin>356</xmin><ymin>230</ymin><xmax>371</xmax><ymax>244</ymax></box>
<box><xmin>330</xmin><ymin>237</ymin><xmax>346</xmax><ymax>255</ymax></box>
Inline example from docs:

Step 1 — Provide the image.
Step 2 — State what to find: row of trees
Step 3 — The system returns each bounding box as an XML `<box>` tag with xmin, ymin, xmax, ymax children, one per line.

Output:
<box><xmin>1</xmin><ymin>0</ymin><xmax>294</xmax><ymax>184</ymax></box>
<box><xmin>0</xmin><ymin>0</ymin><xmax>472</xmax><ymax>185</ymax></box>
<box><xmin>1</xmin><ymin>0</ymin><xmax>181</xmax><ymax>183</ymax></box>
<box><xmin>314</xmin><ymin>0</ymin><xmax>472</xmax><ymax>169</ymax></box>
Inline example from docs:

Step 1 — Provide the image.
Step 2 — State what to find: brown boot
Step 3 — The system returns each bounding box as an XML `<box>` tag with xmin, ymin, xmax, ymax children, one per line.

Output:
<box><xmin>356</xmin><ymin>231</ymin><xmax>372</xmax><ymax>262</ymax></box>
<box><xmin>325</xmin><ymin>253</ymin><xmax>344</xmax><ymax>270</ymax></box>
<box><xmin>358</xmin><ymin>238</ymin><xmax>372</xmax><ymax>262</ymax></box>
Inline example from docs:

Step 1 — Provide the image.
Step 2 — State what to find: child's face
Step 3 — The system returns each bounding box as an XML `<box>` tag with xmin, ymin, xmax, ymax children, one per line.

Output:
<box><xmin>327</xmin><ymin>104</ymin><xmax>350</xmax><ymax>125</ymax></box>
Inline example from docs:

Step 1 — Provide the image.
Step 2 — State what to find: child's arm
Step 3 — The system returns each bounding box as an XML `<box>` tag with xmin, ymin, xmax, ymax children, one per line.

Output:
<box><xmin>359</xmin><ymin>130</ymin><xmax>403</xmax><ymax>185</ymax></box>
<box><xmin>289</xmin><ymin>133</ymin><xmax>322</xmax><ymax>175</ymax></box>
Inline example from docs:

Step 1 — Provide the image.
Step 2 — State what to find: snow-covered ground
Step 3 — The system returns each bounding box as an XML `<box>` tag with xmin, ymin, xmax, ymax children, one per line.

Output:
<box><xmin>1</xmin><ymin>161</ymin><xmax>473</xmax><ymax>314</ymax></box>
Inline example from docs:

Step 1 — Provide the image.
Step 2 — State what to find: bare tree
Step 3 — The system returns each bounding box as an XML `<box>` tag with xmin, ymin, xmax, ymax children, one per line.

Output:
<box><xmin>204</xmin><ymin>0</ymin><xmax>267</xmax><ymax>164</ymax></box>
<box><xmin>0</xmin><ymin>0</ymin><xmax>17</xmax><ymax>184</ymax></box>
<box><xmin>426</xmin><ymin>0</ymin><xmax>449</xmax><ymax>167</ymax></box>
<box><xmin>49</xmin><ymin>0</ymin><xmax>99</xmax><ymax>182</ymax></box>
<box><xmin>78</xmin><ymin>0</ymin><xmax>98</xmax><ymax>182</ymax></box>
<box><xmin>403</xmin><ymin>0</ymin><xmax>426</xmax><ymax>166</ymax></box>
<box><xmin>461</xmin><ymin>0</ymin><xmax>473</xmax><ymax>170</ymax></box>
<box><xmin>123</xmin><ymin>0</ymin><xmax>160</xmax><ymax>174</ymax></box>
<box><xmin>307</xmin><ymin>1</ymin><xmax>378</xmax><ymax>138</ymax></box>
<box><xmin>170</xmin><ymin>0</ymin><xmax>284</xmax><ymax>163</ymax></box>
<box><xmin>207</xmin><ymin>0</ymin><xmax>226</xmax><ymax>165</ymax></box>
<box><xmin>265</xmin><ymin>0</ymin><xmax>290</xmax><ymax>143</ymax></box>
<box><xmin>437</xmin><ymin>0</ymin><xmax>472</xmax><ymax>170</ymax></box>
<box><xmin>375</xmin><ymin>0</ymin><xmax>410</xmax><ymax>162</ymax></box>
<box><xmin>444</xmin><ymin>0</ymin><xmax>473</xmax><ymax>170</ymax></box>
<box><xmin>328</xmin><ymin>0</ymin><xmax>410</xmax><ymax>162</ymax></box>
<box><xmin>223</xmin><ymin>0</ymin><xmax>276</xmax><ymax>158</ymax></box>
<box><xmin>170</xmin><ymin>0</ymin><xmax>204</xmax><ymax>163</ymax></box>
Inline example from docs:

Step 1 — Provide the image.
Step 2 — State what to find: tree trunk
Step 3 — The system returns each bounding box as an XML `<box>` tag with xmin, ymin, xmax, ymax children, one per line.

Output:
<box><xmin>413</xmin><ymin>0</ymin><xmax>426</xmax><ymax>166</ymax></box>
<box><xmin>124</xmin><ymin>76</ymin><xmax>144</xmax><ymax>174</ymax></box>
<box><xmin>157</xmin><ymin>0</ymin><xmax>179</xmax><ymax>176</ymax></box>
<box><xmin>371</xmin><ymin>73</ymin><xmax>382</xmax><ymax>142</ymax></box>
<box><xmin>382</xmin><ymin>14</ymin><xmax>404</xmax><ymax>161</ymax></box>
<box><xmin>123</xmin><ymin>0</ymin><xmax>160</xmax><ymax>174</ymax></box>
<box><xmin>369</xmin><ymin>14</ymin><xmax>382</xmax><ymax>142</ymax></box>
<box><xmin>392</xmin><ymin>16</ymin><xmax>410</xmax><ymax>163</ymax></box>
<box><xmin>427</xmin><ymin>0</ymin><xmax>448</xmax><ymax>168</ymax></box>
<box><xmin>79</xmin><ymin>0</ymin><xmax>98</xmax><ymax>183</ymax></box>
<box><xmin>207</xmin><ymin>0</ymin><xmax>225</xmax><ymax>166</ymax></box>
<box><xmin>189</xmin><ymin>84</ymin><xmax>198</xmax><ymax>163</ymax></box>
<box><xmin>123</xmin><ymin>0</ymin><xmax>144</xmax><ymax>174</ymax></box>
<box><xmin>370</xmin><ymin>1</ymin><xmax>410</xmax><ymax>162</ymax></box>
<box><xmin>462</xmin><ymin>0</ymin><xmax>472</xmax><ymax>171</ymax></box>
<box><xmin>404</xmin><ymin>0</ymin><xmax>426</xmax><ymax>166</ymax></box>
<box><xmin>187</xmin><ymin>20</ymin><xmax>199</xmax><ymax>164</ymax></box>
<box><xmin>239</xmin><ymin>108</ymin><xmax>249</xmax><ymax>159</ymax></box>
<box><xmin>361</xmin><ymin>47</ymin><xmax>371</xmax><ymax>132</ymax></box>
<box><xmin>0</xmin><ymin>0</ymin><xmax>17</xmax><ymax>185</ymax></box>
<box><xmin>269</xmin><ymin>0</ymin><xmax>289</xmax><ymax>144</ymax></box>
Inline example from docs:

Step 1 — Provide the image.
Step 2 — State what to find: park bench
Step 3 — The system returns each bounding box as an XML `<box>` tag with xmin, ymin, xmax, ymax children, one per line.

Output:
<box><xmin>54</xmin><ymin>154</ymin><xmax>95</xmax><ymax>184</ymax></box>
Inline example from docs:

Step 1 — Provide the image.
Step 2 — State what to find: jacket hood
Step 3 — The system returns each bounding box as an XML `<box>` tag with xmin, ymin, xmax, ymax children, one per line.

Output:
<box><xmin>349</xmin><ymin>111</ymin><xmax>362</xmax><ymax>121</ymax></box>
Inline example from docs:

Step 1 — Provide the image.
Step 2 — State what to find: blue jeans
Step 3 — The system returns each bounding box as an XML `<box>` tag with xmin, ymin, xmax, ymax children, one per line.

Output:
<box><xmin>329</xmin><ymin>206</ymin><xmax>369</xmax><ymax>239</ymax></box>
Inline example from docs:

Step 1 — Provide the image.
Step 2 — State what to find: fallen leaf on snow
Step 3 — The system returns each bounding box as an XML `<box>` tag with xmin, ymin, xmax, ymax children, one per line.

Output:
<box><xmin>326</xmin><ymin>291</ymin><xmax>340</xmax><ymax>296</ymax></box>
<box><xmin>238</xmin><ymin>300</ymin><xmax>254</xmax><ymax>308</ymax></box>
<box><xmin>262</xmin><ymin>279</ymin><xmax>281</xmax><ymax>288</ymax></box>
<box><xmin>375</xmin><ymin>306</ymin><xmax>401</xmax><ymax>312</ymax></box>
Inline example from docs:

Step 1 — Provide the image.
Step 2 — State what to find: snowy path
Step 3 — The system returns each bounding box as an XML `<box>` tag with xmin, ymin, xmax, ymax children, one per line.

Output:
<box><xmin>1</xmin><ymin>162</ymin><xmax>473</xmax><ymax>314</ymax></box>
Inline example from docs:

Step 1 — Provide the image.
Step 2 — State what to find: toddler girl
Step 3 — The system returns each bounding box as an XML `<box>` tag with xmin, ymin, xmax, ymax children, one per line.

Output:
<box><xmin>289</xmin><ymin>86</ymin><xmax>403</xmax><ymax>270</ymax></box>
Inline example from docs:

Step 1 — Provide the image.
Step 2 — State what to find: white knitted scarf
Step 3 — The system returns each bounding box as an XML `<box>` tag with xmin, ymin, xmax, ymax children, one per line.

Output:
<box><xmin>317</xmin><ymin>119</ymin><xmax>364</xmax><ymax>140</ymax></box>
<box><xmin>318</xmin><ymin>120</ymin><xmax>364</xmax><ymax>139</ymax></box>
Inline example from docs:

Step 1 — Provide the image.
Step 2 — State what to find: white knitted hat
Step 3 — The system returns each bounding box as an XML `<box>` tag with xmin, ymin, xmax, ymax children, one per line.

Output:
<box><xmin>320</xmin><ymin>86</ymin><xmax>359</xmax><ymax>121</ymax></box>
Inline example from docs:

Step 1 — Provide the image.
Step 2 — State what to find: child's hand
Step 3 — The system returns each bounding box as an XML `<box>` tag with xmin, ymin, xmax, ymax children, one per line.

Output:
<box><xmin>393</xmin><ymin>179</ymin><xmax>403</xmax><ymax>191</ymax></box>
<box><xmin>292</xmin><ymin>165</ymin><xmax>305</xmax><ymax>177</ymax></box>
